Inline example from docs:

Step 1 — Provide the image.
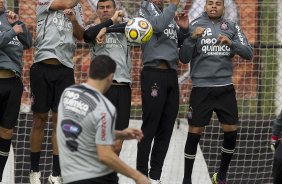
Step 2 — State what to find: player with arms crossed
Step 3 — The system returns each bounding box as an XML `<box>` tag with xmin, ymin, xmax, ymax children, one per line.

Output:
<box><xmin>29</xmin><ymin>0</ymin><xmax>84</xmax><ymax>183</ymax></box>
<box><xmin>179</xmin><ymin>0</ymin><xmax>253</xmax><ymax>183</ymax></box>
<box><xmin>84</xmin><ymin>0</ymin><xmax>131</xmax><ymax>156</ymax></box>
<box><xmin>0</xmin><ymin>0</ymin><xmax>32</xmax><ymax>182</ymax></box>
<box><xmin>136</xmin><ymin>0</ymin><xmax>189</xmax><ymax>183</ymax></box>
<box><xmin>57</xmin><ymin>55</ymin><xmax>150</xmax><ymax>184</ymax></box>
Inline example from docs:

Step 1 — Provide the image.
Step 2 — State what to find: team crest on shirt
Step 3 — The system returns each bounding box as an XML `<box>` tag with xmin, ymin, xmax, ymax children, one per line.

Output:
<box><xmin>220</xmin><ymin>21</ymin><xmax>229</xmax><ymax>31</ymax></box>
<box><xmin>151</xmin><ymin>83</ymin><xmax>159</xmax><ymax>97</ymax></box>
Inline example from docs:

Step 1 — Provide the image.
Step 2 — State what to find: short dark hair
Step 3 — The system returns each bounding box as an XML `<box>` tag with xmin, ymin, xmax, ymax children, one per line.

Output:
<box><xmin>206</xmin><ymin>0</ymin><xmax>224</xmax><ymax>4</ymax></box>
<box><xmin>97</xmin><ymin>0</ymin><xmax>116</xmax><ymax>8</ymax></box>
<box><xmin>89</xmin><ymin>55</ymin><xmax>116</xmax><ymax>80</ymax></box>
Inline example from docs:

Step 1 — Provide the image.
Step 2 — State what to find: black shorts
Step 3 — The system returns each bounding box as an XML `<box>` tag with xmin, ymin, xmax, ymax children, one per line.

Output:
<box><xmin>273</xmin><ymin>142</ymin><xmax>282</xmax><ymax>184</ymax></box>
<box><xmin>187</xmin><ymin>84</ymin><xmax>238</xmax><ymax>127</ymax></box>
<box><xmin>30</xmin><ymin>62</ymin><xmax>75</xmax><ymax>113</ymax></box>
<box><xmin>67</xmin><ymin>172</ymin><xmax>118</xmax><ymax>184</ymax></box>
<box><xmin>0</xmin><ymin>77</ymin><xmax>23</xmax><ymax>129</ymax></box>
<box><xmin>105</xmin><ymin>84</ymin><xmax>131</xmax><ymax>130</ymax></box>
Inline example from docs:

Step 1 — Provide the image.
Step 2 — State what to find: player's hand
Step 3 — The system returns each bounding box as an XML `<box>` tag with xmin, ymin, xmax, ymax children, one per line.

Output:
<box><xmin>120</xmin><ymin>128</ymin><xmax>144</xmax><ymax>142</ymax></box>
<box><xmin>111</xmin><ymin>10</ymin><xmax>124</xmax><ymax>25</ymax></box>
<box><xmin>96</xmin><ymin>27</ymin><xmax>107</xmax><ymax>45</ymax></box>
<box><xmin>217</xmin><ymin>34</ymin><xmax>232</xmax><ymax>47</ymax></box>
<box><xmin>170</xmin><ymin>0</ymin><xmax>180</xmax><ymax>6</ymax></box>
<box><xmin>64</xmin><ymin>8</ymin><xmax>76</xmax><ymax>22</ymax></box>
<box><xmin>7</xmin><ymin>10</ymin><xmax>19</xmax><ymax>24</ymax></box>
<box><xmin>135</xmin><ymin>173</ymin><xmax>151</xmax><ymax>184</ymax></box>
<box><xmin>271</xmin><ymin>140</ymin><xmax>280</xmax><ymax>152</ymax></box>
<box><xmin>191</xmin><ymin>27</ymin><xmax>205</xmax><ymax>39</ymax></box>
<box><xmin>175</xmin><ymin>12</ymin><xmax>189</xmax><ymax>29</ymax></box>
<box><xmin>13</xmin><ymin>24</ymin><xmax>23</xmax><ymax>35</ymax></box>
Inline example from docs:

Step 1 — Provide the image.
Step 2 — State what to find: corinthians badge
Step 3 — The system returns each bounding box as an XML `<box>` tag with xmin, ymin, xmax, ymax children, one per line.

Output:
<box><xmin>220</xmin><ymin>21</ymin><xmax>229</xmax><ymax>31</ymax></box>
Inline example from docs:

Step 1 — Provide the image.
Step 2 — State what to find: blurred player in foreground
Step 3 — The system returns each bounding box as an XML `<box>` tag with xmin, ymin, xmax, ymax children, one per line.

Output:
<box><xmin>57</xmin><ymin>55</ymin><xmax>150</xmax><ymax>184</ymax></box>
<box><xmin>0</xmin><ymin>0</ymin><xmax>32</xmax><ymax>182</ymax></box>
<box><xmin>179</xmin><ymin>0</ymin><xmax>253</xmax><ymax>183</ymax></box>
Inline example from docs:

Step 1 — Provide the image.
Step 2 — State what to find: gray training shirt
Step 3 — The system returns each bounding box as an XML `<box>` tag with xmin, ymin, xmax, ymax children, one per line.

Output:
<box><xmin>34</xmin><ymin>0</ymin><xmax>84</xmax><ymax>68</ymax></box>
<box><xmin>57</xmin><ymin>83</ymin><xmax>117</xmax><ymax>183</ymax></box>
<box><xmin>89</xmin><ymin>32</ymin><xmax>131</xmax><ymax>83</ymax></box>
<box><xmin>138</xmin><ymin>1</ymin><xmax>180</xmax><ymax>69</ymax></box>
<box><xmin>0</xmin><ymin>10</ymin><xmax>32</xmax><ymax>76</ymax></box>
<box><xmin>180</xmin><ymin>12</ymin><xmax>253</xmax><ymax>87</ymax></box>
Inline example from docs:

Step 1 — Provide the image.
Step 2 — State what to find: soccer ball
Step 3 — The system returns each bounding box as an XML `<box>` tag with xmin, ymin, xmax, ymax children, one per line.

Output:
<box><xmin>125</xmin><ymin>17</ymin><xmax>153</xmax><ymax>44</ymax></box>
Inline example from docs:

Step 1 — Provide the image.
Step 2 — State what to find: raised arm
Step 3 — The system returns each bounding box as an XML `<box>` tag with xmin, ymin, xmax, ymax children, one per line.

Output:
<box><xmin>139</xmin><ymin>0</ymin><xmax>179</xmax><ymax>33</ymax></box>
<box><xmin>50</xmin><ymin>0</ymin><xmax>81</xmax><ymax>10</ymax></box>
<box><xmin>64</xmin><ymin>9</ymin><xmax>84</xmax><ymax>40</ymax></box>
<box><xmin>83</xmin><ymin>10</ymin><xmax>124</xmax><ymax>43</ymax></box>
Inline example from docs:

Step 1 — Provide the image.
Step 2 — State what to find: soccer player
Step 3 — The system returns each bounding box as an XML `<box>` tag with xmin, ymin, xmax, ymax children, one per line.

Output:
<box><xmin>136</xmin><ymin>0</ymin><xmax>189</xmax><ymax>183</ymax></box>
<box><xmin>271</xmin><ymin>111</ymin><xmax>282</xmax><ymax>184</ymax></box>
<box><xmin>84</xmin><ymin>0</ymin><xmax>131</xmax><ymax>155</ymax></box>
<box><xmin>179</xmin><ymin>0</ymin><xmax>253</xmax><ymax>183</ymax></box>
<box><xmin>29</xmin><ymin>0</ymin><xmax>84</xmax><ymax>183</ymax></box>
<box><xmin>0</xmin><ymin>0</ymin><xmax>32</xmax><ymax>182</ymax></box>
<box><xmin>57</xmin><ymin>55</ymin><xmax>150</xmax><ymax>184</ymax></box>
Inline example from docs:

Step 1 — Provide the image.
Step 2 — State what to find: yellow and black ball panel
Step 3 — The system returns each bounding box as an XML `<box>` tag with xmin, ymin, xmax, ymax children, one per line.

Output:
<box><xmin>138</xmin><ymin>20</ymin><xmax>149</xmax><ymax>29</ymax></box>
<box><xmin>127</xmin><ymin>19</ymin><xmax>135</xmax><ymax>26</ymax></box>
<box><xmin>129</xmin><ymin>29</ymin><xmax>139</xmax><ymax>40</ymax></box>
<box><xmin>141</xmin><ymin>27</ymin><xmax>153</xmax><ymax>43</ymax></box>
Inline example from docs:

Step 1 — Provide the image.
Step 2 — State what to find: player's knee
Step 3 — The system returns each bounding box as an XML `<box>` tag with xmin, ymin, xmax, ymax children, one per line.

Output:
<box><xmin>0</xmin><ymin>128</ymin><xmax>13</xmax><ymax>139</ymax></box>
<box><xmin>222</xmin><ymin>124</ymin><xmax>237</xmax><ymax>131</ymax></box>
<box><xmin>32</xmin><ymin>114</ymin><xmax>47</xmax><ymax>131</ymax></box>
<box><xmin>32</xmin><ymin>121</ymin><xmax>46</xmax><ymax>131</ymax></box>
<box><xmin>188</xmin><ymin>126</ymin><xmax>204</xmax><ymax>135</ymax></box>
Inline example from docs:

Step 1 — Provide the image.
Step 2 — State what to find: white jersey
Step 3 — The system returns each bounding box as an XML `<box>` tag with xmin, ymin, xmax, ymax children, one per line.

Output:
<box><xmin>34</xmin><ymin>0</ymin><xmax>84</xmax><ymax>68</ymax></box>
<box><xmin>57</xmin><ymin>83</ymin><xmax>116</xmax><ymax>183</ymax></box>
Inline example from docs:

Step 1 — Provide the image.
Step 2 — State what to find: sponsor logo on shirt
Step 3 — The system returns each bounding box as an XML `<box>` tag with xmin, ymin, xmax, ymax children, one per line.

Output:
<box><xmin>164</xmin><ymin>23</ymin><xmax>178</xmax><ymax>43</ymax></box>
<box><xmin>8</xmin><ymin>36</ymin><xmax>21</xmax><ymax>46</ymax></box>
<box><xmin>200</xmin><ymin>28</ymin><xmax>231</xmax><ymax>56</ymax></box>
<box><xmin>53</xmin><ymin>11</ymin><xmax>73</xmax><ymax>32</ymax></box>
<box><xmin>63</xmin><ymin>91</ymin><xmax>89</xmax><ymax>115</ymax></box>
<box><xmin>101</xmin><ymin>112</ymin><xmax>107</xmax><ymax>141</ymax></box>
<box><xmin>235</xmin><ymin>24</ymin><xmax>245</xmax><ymax>45</ymax></box>
<box><xmin>104</xmin><ymin>35</ymin><xmax>123</xmax><ymax>49</ymax></box>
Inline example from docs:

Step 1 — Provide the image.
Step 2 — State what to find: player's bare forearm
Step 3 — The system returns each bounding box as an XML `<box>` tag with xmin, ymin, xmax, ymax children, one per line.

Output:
<box><xmin>50</xmin><ymin>0</ymin><xmax>80</xmax><ymax>10</ymax></box>
<box><xmin>72</xmin><ymin>20</ymin><xmax>84</xmax><ymax>40</ymax></box>
<box><xmin>115</xmin><ymin>128</ymin><xmax>143</xmax><ymax>142</ymax></box>
<box><xmin>97</xmin><ymin>145</ymin><xmax>149</xmax><ymax>183</ymax></box>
